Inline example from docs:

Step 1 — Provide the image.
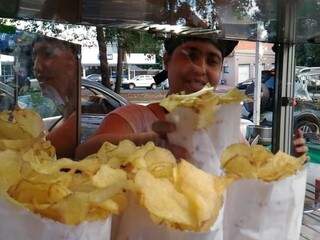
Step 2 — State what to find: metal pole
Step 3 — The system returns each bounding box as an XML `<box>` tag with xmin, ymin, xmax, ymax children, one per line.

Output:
<box><xmin>0</xmin><ymin>57</ymin><xmax>2</xmax><ymax>81</ymax></box>
<box><xmin>272</xmin><ymin>0</ymin><xmax>296</xmax><ymax>154</ymax></box>
<box><xmin>76</xmin><ymin>47</ymin><xmax>82</xmax><ymax>147</ymax></box>
<box><xmin>253</xmin><ymin>41</ymin><xmax>262</xmax><ymax>125</ymax></box>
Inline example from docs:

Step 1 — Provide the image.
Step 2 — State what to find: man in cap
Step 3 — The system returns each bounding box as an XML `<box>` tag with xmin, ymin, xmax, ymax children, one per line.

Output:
<box><xmin>75</xmin><ymin>35</ymin><xmax>306</xmax><ymax>159</ymax></box>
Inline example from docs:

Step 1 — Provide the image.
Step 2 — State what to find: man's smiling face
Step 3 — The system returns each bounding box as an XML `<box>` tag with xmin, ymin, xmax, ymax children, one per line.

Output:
<box><xmin>165</xmin><ymin>40</ymin><xmax>223</xmax><ymax>94</ymax></box>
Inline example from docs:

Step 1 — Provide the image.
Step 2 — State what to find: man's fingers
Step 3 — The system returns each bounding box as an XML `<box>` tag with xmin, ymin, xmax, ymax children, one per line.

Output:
<box><xmin>295</xmin><ymin>129</ymin><xmax>303</xmax><ymax>139</ymax></box>
<box><xmin>168</xmin><ymin>144</ymin><xmax>191</xmax><ymax>160</ymax></box>
<box><xmin>295</xmin><ymin>145</ymin><xmax>308</xmax><ymax>154</ymax></box>
<box><xmin>153</xmin><ymin>137</ymin><xmax>167</xmax><ymax>149</ymax></box>
<box><xmin>293</xmin><ymin>137</ymin><xmax>306</xmax><ymax>146</ymax></box>
<box><xmin>152</xmin><ymin>121</ymin><xmax>176</xmax><ymax>136</ymax></box>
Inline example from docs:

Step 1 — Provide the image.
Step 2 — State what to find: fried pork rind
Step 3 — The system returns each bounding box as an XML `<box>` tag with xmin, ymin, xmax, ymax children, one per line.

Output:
<box><xmin>0</xmin><ymin>108</ymin><xmax>229</xmax><ymax>230</ymax></box>
<box><xmin>97</xmin><ymin>140</ymin><xmax>177</xmax><ymax>179</ymax></box>
<box><xmin>0</xmin><ymin>109</ymin><xmax>44</xmax><ymax>137</ymax></box>
<box><xmin>5</xmin><ymin>155</ymin><xmax>128</xmax><ymax>225</ymax></box>
<box><xmin>221</xmin><ymin>143</ymin><xmax>307</xmax><ymax>181</ymax></box>
<box><xmin>0</xmin><ymin>109</ymin><xmax>45</xmax><ymax>151</ymax></box>
<box><xmin>135</xmin><ymin>170</ymin><xmax>196</xmax><ymax>229</ymax></box>
<box><xmin>134</xmin><ymin>160</ymin><xmax>230</xmax><ymax>232</ymax></box>
<box><xmin>0</xmin><ymin>109</ymin><xmax>128</xmax><ymax>225</ymax></box>
<box><xmin>160</xmin><ymin>86</ymin><xmax>247</xmax><ymax>129</ymax></box>
<box><xmin>0</xmin><ymin>150</ymin><xmax>22</xmax><ymax>193</ymax></box>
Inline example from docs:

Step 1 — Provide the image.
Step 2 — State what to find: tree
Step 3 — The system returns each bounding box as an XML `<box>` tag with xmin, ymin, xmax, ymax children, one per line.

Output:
<box><xmin>112</xmin><ymin>29</ymin><xmax>163</xmax><ymax>93</ymax></box>
<box><xmin>96</xmin><ymin>26</ymin><xmax>111</xmax><ymax>88</ymax></box>
<box><xmin>0</xmin><ymin>18</ymin><xmax>97</xmax><ymax>46</ymax></box>
<box><xmin>296</xmin><ymin>43</ymin><xmax>320</xmax><ymax>67</ymax></box>
<box><xmin>113</xmin><ymin>29</ymin><xmax>141</xmax><ymax>93</ymax></box>
<box><xmin>115</xmin><ymin>33</ymin><xmax>125</xmax><ymax>93</ymax></box>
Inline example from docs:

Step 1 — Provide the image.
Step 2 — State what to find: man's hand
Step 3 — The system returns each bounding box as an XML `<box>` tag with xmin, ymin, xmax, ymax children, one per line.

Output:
<box><xmin>152</xmin><ymin>120</ymin><xmax>191</xmax><ymax>160</ymax></box>
<box><xmin>293</xmin><ymin>129</ymin><xmax>308</xmax><ymax>157</ymax></box>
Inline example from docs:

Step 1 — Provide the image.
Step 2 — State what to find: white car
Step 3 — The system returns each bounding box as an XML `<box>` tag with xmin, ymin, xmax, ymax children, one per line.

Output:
<box><xmin>122</xmin><ymin>75</ymin><xmax>157</xmax><ymax>90</ymax></box>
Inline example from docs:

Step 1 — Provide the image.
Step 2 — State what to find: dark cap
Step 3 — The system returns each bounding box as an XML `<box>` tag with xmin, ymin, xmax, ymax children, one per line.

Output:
<box><xmin>164</xmin><ymin>35</ymin><xmax>238</xmax><ymax>57</ymax></box>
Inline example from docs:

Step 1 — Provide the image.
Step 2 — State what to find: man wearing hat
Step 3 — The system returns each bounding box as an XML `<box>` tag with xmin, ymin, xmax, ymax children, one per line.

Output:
<box><xmin>75</xmin><ymin>35</ymin><xmax>307</xmax><ymax>159</ymax></box>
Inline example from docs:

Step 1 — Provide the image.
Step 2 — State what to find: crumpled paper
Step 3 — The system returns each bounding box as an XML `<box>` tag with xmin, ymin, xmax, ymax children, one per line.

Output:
<box><xmin>0</xmin><ymin>198</ymin><xmax>111</xmax><ymax>240</ymax></box>
<box><xmin>113</xmin><ymin>193</ymin><xmax>224</xmax><ymax>240</ymax></box>
<box><xmin>223</xmin><ymin>169</ymin><xmax>307</xmax><ymax>240</ymax></box>
<box><xmin>166</xmin><ymin>103</ymin><xmax>241</xmax><ymax>175</ymax></box>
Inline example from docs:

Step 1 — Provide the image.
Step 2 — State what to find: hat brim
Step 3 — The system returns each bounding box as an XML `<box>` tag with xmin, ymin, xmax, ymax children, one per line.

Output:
<box><xmin>164</xmin><ymin>35</ymin><xmax>238</xmax><ymax>57</ymax></box>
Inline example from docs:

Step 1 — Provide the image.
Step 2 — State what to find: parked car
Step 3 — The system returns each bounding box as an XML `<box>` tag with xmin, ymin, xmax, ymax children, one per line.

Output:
<box><xmin>237</xmin><ymin>70</ymin><xmax>275</xmax><ymax>91</ymax></box>
<box><xmin>122</xmin><ymin>75</ymin><xmax>157</xmax><ymax>89</ymax></box>
<box><xmin>85</xmin><ymin>74</ymin><xmax>101</xmax><ymax>82</ymax></box>
<box><xmin>296</xmin><ymin>66</ymin><xmax>320</xmax><ymax>76</ymax></box>
<box><xmin>0</xmin><ymin>76</ymin><xmax>14</xmax><ymax>84</ymax></box>
<box><xmin>85</xmin><ymin>74</ymin><xmax>127</xmax><ymax>89</ymax></box>
<box><xmin>159</xmin><ymin>79</ymin><xmax>169</xmax><ymax>89</ymax></box>
<box><xmin>0</xmin><ymin>79</ymin><xmax>128</xmax><ymax>140</ymax></box>
<box><xmin>238</xmin><ymin>71</ymin><xmax>320</xmax><ymax>137</ymax></box>
<box><xmin>80</xmin><ymin>79</ymin><xmax>128</xmax><ymax>140</ymax></box>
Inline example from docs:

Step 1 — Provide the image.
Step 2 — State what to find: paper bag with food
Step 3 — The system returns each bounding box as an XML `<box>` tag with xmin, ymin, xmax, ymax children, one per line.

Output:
<box><xmin>94</xmin><ymin>140</ymin><xmax>230</xmax><ymax>240</ymax></box>
<box><xmin>160</xmin><ymin>86</ymin><xmax>246</xmax><ymax>175</ymax></box>
<box><xmin>221</xmin><ymin>144</ymin><xmax>307</xmax><ymax>240</ymax></box>
<box><xmin>0</xmin><ymin>197</ymin><xmax>112</xmax><ymax>240</ymax></box>
<box><xmin>0</xmin><ymin>109</ymin><xmax>128</xmax><ymax>240</ymax></box>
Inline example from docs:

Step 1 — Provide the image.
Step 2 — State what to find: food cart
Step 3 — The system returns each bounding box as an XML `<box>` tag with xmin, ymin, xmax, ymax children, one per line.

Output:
<box><xmin>0</xmin><ymin>0</ymin><xmax>319</xmax><ymax>239</ymax></box>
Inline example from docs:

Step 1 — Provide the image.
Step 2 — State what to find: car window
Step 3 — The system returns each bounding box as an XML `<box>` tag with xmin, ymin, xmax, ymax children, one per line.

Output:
<box><xmin>0</xmin><ymin>88</ymin><xmax>14</xmax><ymax>112</ymax></box>
<box><xmin>81</xmin><ymin>85</ymin><xmax>120</xmax><ymax>115</ymax></box>
<box><xmin>294</xmin><ymin>42</ymin><xmax>320</xmax><ymax>168</ymax></box>
<box><xmin>18</xmin><ymin>90</ymin><xmax>61</xmax><ymax>118</ymax></box>
<box><xmin>80</xmin><ymin>83</ymin><xmax>125</xmax><ymax>141</ymax></box>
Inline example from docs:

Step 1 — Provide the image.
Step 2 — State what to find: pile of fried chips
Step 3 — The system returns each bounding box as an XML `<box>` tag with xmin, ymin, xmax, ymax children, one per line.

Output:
<box><xmin>0</xmin><ymin>109</ymin><xmax>128</xmax><ymax>225</ymax></box>
<box><xmin>220</xmin><ymin>144</ymin><xmax>307</xmax><ymax>181</ymax></box>
<box><xmin>0</xmin><ymin>109</ymin><xmax>228</xmax><ymax>231</ymax></box>
<box><xmin>134</xmin><ymin>160</ymin><xmax>230</xmax><ymax>231</ymax></box>
<box><xmin>0</xmin><ymin>109</ymin><xmax>44</xmax><ymax>151</ymax></box>
<box><xmin>95</xmin><ymin>140</ymin><xmax>230</xmax><ymax>231</ymax></box>
<box><xmin>160</xmin><ymin>85</ymin><xmax>247</xmax><ymax>129</ymax></box>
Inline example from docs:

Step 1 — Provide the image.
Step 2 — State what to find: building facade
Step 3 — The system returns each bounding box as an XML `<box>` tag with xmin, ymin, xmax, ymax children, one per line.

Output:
<box><xmin>222</xmin><ymin>41</ymin><xmax>275</xmax><ymax>86</ymax></box>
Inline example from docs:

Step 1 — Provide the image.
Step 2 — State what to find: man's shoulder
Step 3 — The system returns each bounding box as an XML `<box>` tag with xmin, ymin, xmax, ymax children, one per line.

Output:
<box><xmin>110</xmin><ymin>103</ymin><xmax>160</xmax><ymax>121</ymax></box>
<box><xmin>107</xmin><ymin>103</ymin><xmax>159</xmax><ymax>133</ymax></box>
<box><xmin>113</xmin><ymin>103</ymin><xmax>151</xmax><ymax>114</ymax></box>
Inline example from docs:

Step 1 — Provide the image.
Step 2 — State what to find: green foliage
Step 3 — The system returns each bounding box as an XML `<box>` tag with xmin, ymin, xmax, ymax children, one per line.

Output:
<box><xmin>0</xmin><ymin>1</ymin><xmax>18</xmax><ymax>18</ymax></box>
<box><xmin>131</xmin><ymin>31</ymin><xmax>163</xmax><ymax>54</ymax></box>
<box><xmin>20</xmin><ymin>90</ymin><xmax>59</xmax><ymax>118</ymax></box>
<box><xmin>296</xmin><ymin>43</ymin><xmax>320</xmax><ymax>67</ymax></box>
<box><xmin>0</xmin><ymin>24</ymin><xmax>15</xmax><ymax>33</ymax></box>
<box><xmin>100</xmin><ymin>27</ymin><xmax>162</xmax><ymax>56</ymax></box>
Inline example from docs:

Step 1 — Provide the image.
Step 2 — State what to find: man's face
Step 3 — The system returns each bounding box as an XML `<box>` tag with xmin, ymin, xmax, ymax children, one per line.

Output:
<box><xmin>33</xmin><ymin>41</ymin><xmax>77</xmax><ymax>91</ymax></box>
<box><xmin>165</xmin><ymin>40</ymin><xmax>223</xmax><ymax>94</ymax></box>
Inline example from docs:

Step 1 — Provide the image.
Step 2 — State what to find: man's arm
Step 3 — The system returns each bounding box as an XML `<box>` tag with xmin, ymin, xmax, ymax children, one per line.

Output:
<box><xmin>47</xmin><ymin>113</ymin><xmax>77</xmax><ymax>159</ymax></box>
<box><xmin>75</xmin><ymin>113</ymin><xmax>157</xmax><ymax>159</ymax></box>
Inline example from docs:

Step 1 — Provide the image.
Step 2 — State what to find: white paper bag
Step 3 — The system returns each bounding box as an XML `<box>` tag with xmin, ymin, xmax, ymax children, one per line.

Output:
<box><xmin>0</xmin><ymin>198</ymin><xmax>111</xmax><ymax>240</ymax></box>
<box><xmin>113</xmin><ymin>193</ymin><xmax>224</xmax><ymax>240</ymax></box>
<box><xmin>166</xmin><ymin>103</ymin><xmax>241</xmax><ymax>175</ymax></box>
<box><xmin>223</xmin><ymin>169</ymin><xmax>307</xmax><ymax>240</ymax></box>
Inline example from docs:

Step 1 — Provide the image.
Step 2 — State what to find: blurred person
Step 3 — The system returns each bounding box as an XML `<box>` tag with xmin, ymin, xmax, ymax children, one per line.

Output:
<box><xmin>33</xmin><ymin>37</ymin><xmax>79</xmax><ymax>158</ymax></box>
<box><xmin>76</xmin><ymin>35</ymin><xmax>307</xmax><ymax>160</ymax></box>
